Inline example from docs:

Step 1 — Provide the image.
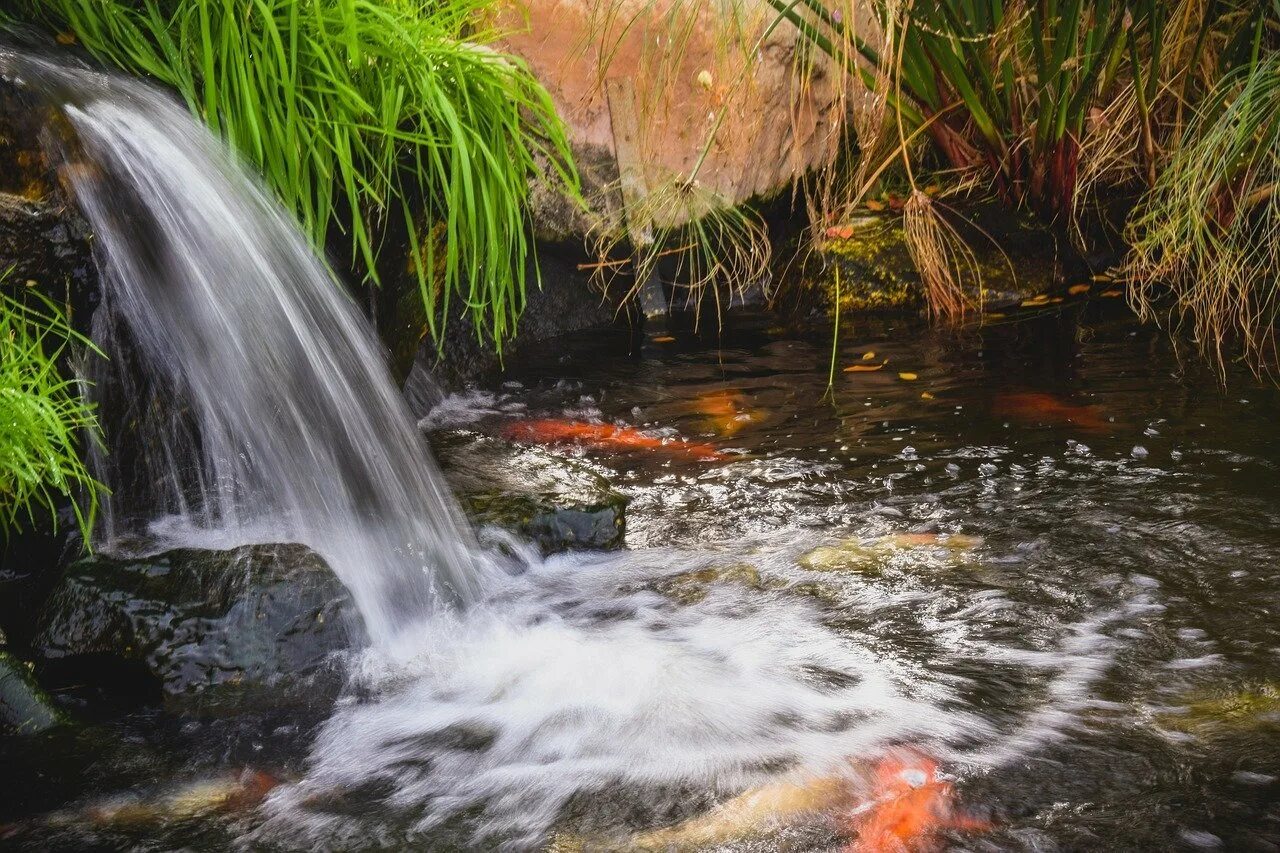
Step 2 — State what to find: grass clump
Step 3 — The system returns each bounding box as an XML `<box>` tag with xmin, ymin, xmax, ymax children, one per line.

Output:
<box><xmin>0</xmin><ymin>288</ymin><xmax>102</xmax><ymax>542</ymax></box>
<box><xmin>1126</xmin><ymin>50</ymin><xmax>1280</xmax><ymax>376</ymax></box>
<box><xmin>12</xmin><ymin>0</ymin><xmax>578</xmax><ymax>349</ymax></box>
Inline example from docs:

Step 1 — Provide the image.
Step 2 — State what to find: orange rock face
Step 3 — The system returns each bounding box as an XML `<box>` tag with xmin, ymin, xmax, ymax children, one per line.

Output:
<box><xmin>493</xmin><ymin>0</ymin><xmax>876</xmax><ymax>233</ymax></box>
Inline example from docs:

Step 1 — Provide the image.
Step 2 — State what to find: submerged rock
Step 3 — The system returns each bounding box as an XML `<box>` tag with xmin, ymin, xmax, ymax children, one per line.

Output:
<box><xmin>652</xmin><ymin>563</ymin><xmax>764</xmax><ymax>604</ymax></box>
<box><xmin>32</xmin><ymin>544</ymin><xmax>356</xmax><ymax>714</ymax></box>
<box><xmin>433</xmin><ymin>430</ymin><xmax>628</xmax><ymax>555</ymax></box>
<box><xmin>0</xmin><ymin>650</ymin><xmax>66</xmax><ymax>735</ymax></box>
<box><xmin>1161</xmin><ymin>683</ymin><xmax>1280</xmax><ymax>735</ymax></box>
<box><xmin>797</xmin><ymin>533</ymin><xmax>983</xmax><ymax>574</ymax></box>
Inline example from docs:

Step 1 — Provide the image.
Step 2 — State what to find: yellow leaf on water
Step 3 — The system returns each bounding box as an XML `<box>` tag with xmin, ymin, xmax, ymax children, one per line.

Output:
<box><xmin>920</xmin><ymin>391</ymin><xmax>935</xmax><ymax>399</ymax></box>
<box><xmin>1092</xmin><ymin>272</ymin><xmax>1113</xmax><ymax>282</ymax></box>
<box><xmin>1020</xmin><ymin>295</ymin><xmax>1049</xmax><ymax>307</ymax></box>
<box><xmin>898</xmin><ymin>372</ymin><xmax>918</xmax><ymax>381</ymax></box>
<box><xmin>844</xmin><ymin>363</ymin><xmax>885</xmax><ymax>372</ymax></box>
<box><xmin>861</xmin><ymin>351</ymin><xmax>876</xmax><ymax>360</ymax></box>
<box><xmin>1100</xmin><ymin>289</ymin><xmax>1123</xmax><ymax>298</ymax></box>
<box><xmin>864</xmin><ymin>199</ymin><xmax>885</xmax><ymax>211</ymax></box>
<box><xmin>1068</xmin><ymin>283</ymin><xmax>1091</xmax><ymax>295</ymax></box>
<box><xmin>985</xmin><ymin>312</ymin><xmax>1006</xmax><ymax>319</ymax></box>
<box><xmin>652</xmin><ymin>336</ymin><xmax>676</xmax><ymax>343</ymax></box>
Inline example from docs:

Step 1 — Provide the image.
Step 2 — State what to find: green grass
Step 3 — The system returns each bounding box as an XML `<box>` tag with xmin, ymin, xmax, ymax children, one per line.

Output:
<box><xmin>0</xmin><ymin>287</ymin><xmax>102</xmax><ymax>542</ymax></box>
<box><xmin>1126</xmin><ymin>48</ymin><xmax>1280</xmax><ymax>376</ymax></box>
<box><xmin>12</xmin><ymin>0</ymin><xmax>579</xmax><ymax>349</ymax></box>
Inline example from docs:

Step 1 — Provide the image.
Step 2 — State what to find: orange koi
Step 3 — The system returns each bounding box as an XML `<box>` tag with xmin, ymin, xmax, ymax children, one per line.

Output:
<box><xmin>503</xmin><ymin>419</ymin><xmax>727</xmax><ymax>461</ymax></box>
<box><xmin>993</xmin><ymin>391</ymin><xmax>1109</xmax><ymax>432</ymax></box>
<box><xmin>845</xmin><ymin>752</ymin><xmax>988</xmax><ymax>853</ymax></box>
<box><xmin>691</xmin><ymin>390</ymin><xmax>763</xmax><ymax>438</ymax></box>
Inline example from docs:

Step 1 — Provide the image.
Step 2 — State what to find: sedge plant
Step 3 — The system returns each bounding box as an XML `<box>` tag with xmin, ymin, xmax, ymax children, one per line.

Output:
<box><xmin>0</xmin><ymin>287</ymin><xmax>102</xmax><ymax>542</ymax></box>
<box><xmin>11</xmin><ymin>0</ymin><xmax>579</xmax><ymax>350</ymax></box>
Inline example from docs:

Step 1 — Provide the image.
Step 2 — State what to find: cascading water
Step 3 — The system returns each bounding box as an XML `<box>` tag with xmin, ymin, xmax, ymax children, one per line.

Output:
<box><xmin>2</xmin><ymin>50</ymin><xmax>1141</xmax><ymax>852</ymax></box>
<box><xmin>2</xmin><ymin>52</ymin><xmax>486</xmax><ymax>650</ymax></box>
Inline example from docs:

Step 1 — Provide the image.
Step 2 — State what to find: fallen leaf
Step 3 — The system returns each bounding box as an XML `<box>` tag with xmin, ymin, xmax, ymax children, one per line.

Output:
<box><xmin>825</xmin><ymin>225</ymin><xmax>856</xmax><ymax>240</ymax></box>
<box><xmin>696</xmin><ymin>69</ymin><xmax>714</xmax><ymax>90</ymax></box>
<box><xmin>1068</xmin><ymin>283</ymin><xmax>1091</xmax><ymax>295</ymax></box>
<box><xmin>898</xmin><ymin>372</ymin><xmax>918</xmax><ymax>381</ymax></box>
<box><xmin>56</xmin><ymin>32</ymin><xmax>77</xmax><ymax>45</ymax></box>
<box><xmin>864</xmin><ymin>199</ymin><xmax>885</xmax><ymax>211</ymax></box>
<box><xmin>1091</xmin><ymin>272</ymin><xmax>1113</xmax><ymax>282</ymax></box>
<box><xmin>1020</xmin><ymin>294</ymin><xmax>1050</xmax><ymax>307</ymax></box>
<box><xmin>844</xmin><ymin>363</ymin><xmax>885</xmax><ymax>372</ymax></box>
<box><xmin>1101</xmin><ymin>289</ymin><xmax>1123</xmax><ymax>297</ymax></box>
<box><xmin>861</xmin><ymin>351</ymin><xmax>877</xmax><ymax>360</ymax></box>
<box><xmin>920</xmin><ymin>391</ymin><xmax>934</xmax><ymax>399</ymax></box>
<box><xmin>985</xmin><ymin>312</ymin><xmax>1006</xmax><ymax>319</ymax></box>
<box><xmin>652</xmin><ymin>336</ymin><xmax>676</xmax><ymax>343</ymax></box>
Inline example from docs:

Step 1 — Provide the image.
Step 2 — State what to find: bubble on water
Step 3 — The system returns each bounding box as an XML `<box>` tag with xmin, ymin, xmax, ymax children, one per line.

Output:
<box><xmin>1132</xmin><ymin>445</ymin><xmax>1149</xmax><ymax>459</ymax></box>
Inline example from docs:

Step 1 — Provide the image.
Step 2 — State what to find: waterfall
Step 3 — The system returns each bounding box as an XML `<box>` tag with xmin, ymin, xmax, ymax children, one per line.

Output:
<box><xmin>2</xmin><ymin>52</ymin><xmax>488</xmax><ymax>649</ymax></box>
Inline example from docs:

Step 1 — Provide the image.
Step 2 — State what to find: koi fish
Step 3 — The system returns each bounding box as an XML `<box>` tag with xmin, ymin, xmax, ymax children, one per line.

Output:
<box><xmin>502</xmin><ymin>419</ymin><xmax>727</xmax><ymax>461</ymax></box>
<box><xmin>628</xmin><ymin>774</ymin><xmax>851</xmax><ymax>850</ymax></box>
<box><xmin>844</xmin><ymin>752</ymin><xmax>988</xmax><ymax>853</ymax></box>
<box><xmin>690</xmin><ymin>389</ymin><xmax>764</xmax><ymax>438</ymax></box>
<box><xmin>1</xmin><ymin>770</ymin><xmax>281</xmax><ymax>839</ymax></box>
<box><xmin>992</xmin><ymin>392</ymin><xmax>1109</xmax><ymax>432</ymax></box>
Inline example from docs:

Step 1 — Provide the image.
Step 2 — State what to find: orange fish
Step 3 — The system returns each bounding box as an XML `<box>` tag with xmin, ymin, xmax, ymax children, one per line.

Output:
<box><xmin>691</xmin><ymin>390</ymin><xmax>763</xmax><ymax>438</ymax></box>
<box><xmin>992</xmin><ymin>392</ymin><xmax>1109</xmax><ymax>432</ymax></box>
<box><xmin>503</xmin><ymin>419</ymin><xmax>727</xmax><ymax>461</ymax></box>
<box><xmin>845</xmin><ymin>752</ymin><xmax>988</xmax><ymax>852</ymax></box>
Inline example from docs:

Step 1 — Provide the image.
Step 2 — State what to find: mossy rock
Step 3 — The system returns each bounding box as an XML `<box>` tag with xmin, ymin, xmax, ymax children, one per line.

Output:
<box><xmin>782</xmin><ymin>207</ymin><xmax>1072</xmax><ymax>316</ymax></box>
<box><xmin>1160</xmin><ymin>683</ymin><xmax>1280</xmax><ymax>734</ymax></box>
<box><xmin>651</xmin><ymin>562</ymin><xmax>763</xmax><ymax>604</ymax></box>
<box><xmin>797</xmin><ymin>533</ymin><xmax>983</xmax><ymax>574</ymax></box>
<box><xmin>32</xmin><ymin>543</ymin><xmax>356</xmax><ymax>715</ymax></box>
<box><xmin>433</xmin><ymin>430</ymin><xmax>628</xmax><ymax>554</ymax></box>
<box><xmin>0</xmin><ymin>650</ymin><xmax>66</xmax><ymax>735</ymax></box>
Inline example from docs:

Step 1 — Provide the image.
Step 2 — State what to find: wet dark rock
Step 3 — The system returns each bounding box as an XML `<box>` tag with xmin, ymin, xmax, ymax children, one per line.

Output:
<box><xmin>402</xmin><ymin>241</ymin><xmax>635</xmax><ymax>391</ymax></box>
<box><xmin>432</xmin><ymin>430</ymin><xmax>627</xmax><ymax>554</ymax></box>
<box><xmin>31</xmin><ymin>544</ymin><xmax>357</xmax><ymax>714</ymax></box>
<box><xmin>0</xmin><ymin>650</ymin><xmax>66</xmax><ymax>735</ymax></box>
<box><xmin>0</xmin><ymin>75</ymin><xmax>98</xmax><ymax>319</ymax></box>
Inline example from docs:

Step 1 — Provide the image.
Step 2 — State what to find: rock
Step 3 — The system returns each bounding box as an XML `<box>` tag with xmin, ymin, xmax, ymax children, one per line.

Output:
<box><xmin>0</xmin><ymin>650</ymin><xmax>66</xmax><ymax>735</ymax></box>
<box><xmin>797</xmin><ymin>540</ymin><xmax>885</xmax><ymax>574</ymax></box>
<box><xmin>32</xmin><ymin>544</ymin><xmax>357</xmax><ymax>714</ymax></box>
<box><xmin>1161</xmin><ymin>683</ymin><xmax>1280</xmax><ymax>735</ymax></box>
<box><xmin>652</xmin><ymin>563</ymin><xmax>764</xmax><ymax>604</ymax></box>
<box><xmin>0</xmin><ymin>76</ymin><xmax>97</xmax><ymax>319</ymax></box>
<box><xmin>797</xmin><ymin>533</ymin><xmax>982</xmax><ymax>573</ymax></box>
<box><xmin>780</xmin><ymin>207</ymin><xmax>1075</xmax><ymax>316</ymax></box>
<box><xmin>495</xmin><ymin>0</ymin><xmax>869</xmax><ymax>239</ymax></box>
<box><xmin>432</xmin><ymin>430</ymin><xmax>627</xmax><ymax>554</ymax></box>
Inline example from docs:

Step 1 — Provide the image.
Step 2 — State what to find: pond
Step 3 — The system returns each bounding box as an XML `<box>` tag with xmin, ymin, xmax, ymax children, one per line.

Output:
<box><xmin>4</xmin><ymin>300</ymin><xmax>1280</xmax><ymax>852</ymax></box>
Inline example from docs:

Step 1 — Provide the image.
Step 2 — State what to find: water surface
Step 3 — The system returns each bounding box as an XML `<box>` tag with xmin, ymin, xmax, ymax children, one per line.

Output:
<box><xmin>5</xmin><ymin>302</ymin><xmax>1280</xmax><ymax>852</ymax></box>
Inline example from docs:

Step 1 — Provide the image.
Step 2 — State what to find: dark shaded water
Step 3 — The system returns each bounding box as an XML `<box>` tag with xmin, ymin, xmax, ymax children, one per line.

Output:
<box><xmin>5</xmin><ymin>300</ymin><xmax>1280</xmax><ymax>851</ymax></box>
